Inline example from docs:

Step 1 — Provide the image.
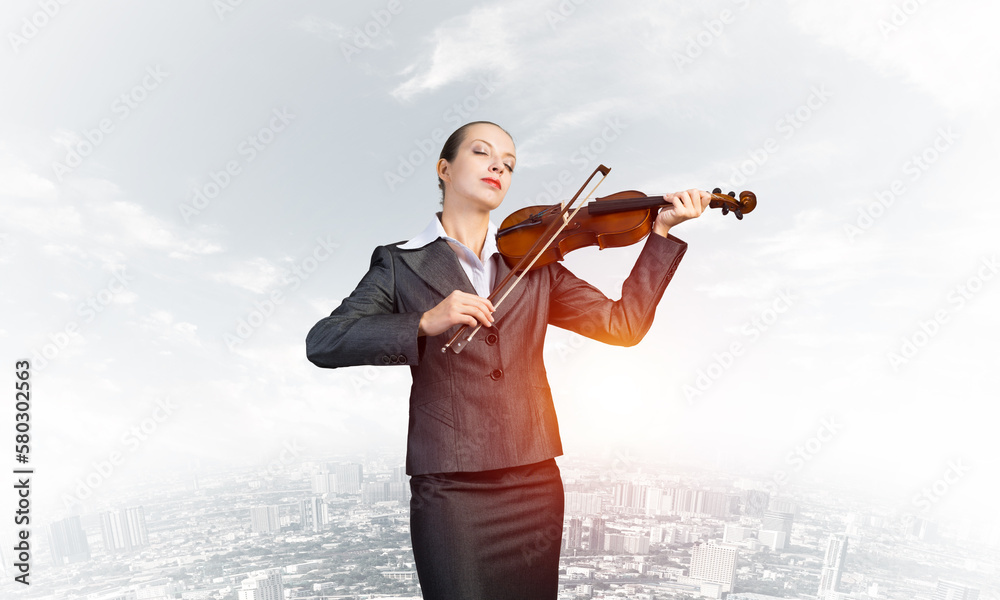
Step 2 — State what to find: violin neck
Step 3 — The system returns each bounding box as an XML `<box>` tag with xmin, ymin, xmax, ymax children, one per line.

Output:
<box><xmin>586</xmin><ymin>195</ymin><xmax>667</xmax><ymax>216</ymax></box>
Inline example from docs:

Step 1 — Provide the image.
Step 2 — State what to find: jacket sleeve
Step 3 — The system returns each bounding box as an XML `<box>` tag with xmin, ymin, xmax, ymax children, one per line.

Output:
<box><xmin>306</xmin><ymin>245</ymin><xmax>422</xmax><ymax>368</ymax></box>
<box><xmin>547</xmin><ymin>231</ymin><xmax>687</xmax><ymax>346</ymax></box>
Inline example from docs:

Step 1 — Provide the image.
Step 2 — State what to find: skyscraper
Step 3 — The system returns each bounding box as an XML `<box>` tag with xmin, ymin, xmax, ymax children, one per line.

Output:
<box><xmin>566</xmin><ymin>517</ymin><xmax>583</xmax><ymax>550</ymax></box>
<box><xmin>818</xmin><ymin>533</ymin><xmax>849</xmax><ymax>598</ymax></box>
<box><xmin>250</xmin><ymin>506</ymin><xmax>280</xmax><ymax>534</ymax></box>
<box><xmin>742</xmin><ymin>489</ymin><xmax>769</xmax><ymax>518</ymax></box>
<box><xmin>299</xmin><ymin>496</ymin><xmax>327</xmax><ymax>533</ymax></box>
<box><xmin>762</xmin><ymin>510</ymin><xmax>794</xmax><ymax>538</ymax></box>
<box><xmin>333</xmin><ymin>463</ymin><xmax>363</xmax><ymax>494</ymax></box>
<box><xmin>100</xmin><ymin>506</ymin><xmax>149</xmax><ymax>554</ymax></box>
<box><xmin>613</xmin><ymin>481</ymin><xmax>647</xmax><ymax>513</ymax></box>
<box><xmin>48</xmin><ymin>516</ymin><xmax>90</xmax><ymax>565</ymax></box>
<box><xmin>689</xmin><ymin>542</ymin><xmax>738</xmax><ymax>594</ymax></box>
<box><xmin>589</xmin><ymin>517</ymin><xmax>605</xmax><ymax>552</ymax></box>
<box><xmin>238</xmin><ymin>568</ymin><xmax>283</xmax><ymax>600</ymax></box>
<box><xmin>933</xmin><ymin>579</ymin><xmax>981</xmax><ymax>600</ymax></box>
<box><xmin>565</xmin><ymin>491</ymin><xmax>602</xmax><ymax>516</ymax></box>
<box><xmin>723</xmin><ymin>524</ymin><xmax>752</xmax><ymax>544</ymax></box>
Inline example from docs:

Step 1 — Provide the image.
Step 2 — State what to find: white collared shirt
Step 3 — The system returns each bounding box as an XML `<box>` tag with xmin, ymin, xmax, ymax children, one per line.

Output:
<box><xmin>398</xmin><ymin>212</ymin><xmax>499</xmax><ymax>298</ymax></box>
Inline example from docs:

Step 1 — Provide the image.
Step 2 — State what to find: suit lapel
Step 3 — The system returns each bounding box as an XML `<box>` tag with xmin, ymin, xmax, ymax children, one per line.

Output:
<box><xmin>397</xmin><ymin>239</ymin><xmax>476</xmax><ymax>299</ymax></box>
<box><xmin>396</xmin><ymin>239</ymin><xmax>531</xmax><ymax>326</ymax></box>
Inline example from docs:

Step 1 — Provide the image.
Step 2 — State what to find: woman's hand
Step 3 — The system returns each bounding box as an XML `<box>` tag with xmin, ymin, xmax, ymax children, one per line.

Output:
<box><xmin>652</xmin><ymin>189</ymin><xmax>713</xmax><ymax>238</ymax></box>
<box><xmin>418</xmin><ymin>290</ymin><xmax>495</xmax><ymax>337</ymax></box>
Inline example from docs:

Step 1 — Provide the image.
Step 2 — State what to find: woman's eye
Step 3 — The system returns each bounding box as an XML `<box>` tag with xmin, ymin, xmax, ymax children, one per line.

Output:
<box><xmin>474</xmin><ymin>150</ymin><xmax>487</xmax><ymax>155</ymax></box>
<box><xmin>505</xmin><ymin>164</ymin><xmax>514</xmax><ymax>173</ymax></box>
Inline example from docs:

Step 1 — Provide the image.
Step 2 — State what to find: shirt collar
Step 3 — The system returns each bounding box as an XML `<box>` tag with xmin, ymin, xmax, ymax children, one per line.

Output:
<box><xmin>399</xmin><ymin>211</ymin><xmax>499</xmax><ymax>263</ymax></box>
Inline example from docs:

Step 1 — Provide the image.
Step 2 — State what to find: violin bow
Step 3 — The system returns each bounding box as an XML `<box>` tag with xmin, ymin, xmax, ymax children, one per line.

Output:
<box><xmin>442</xmin><ymin>164</ymin><xmax>612</xmax><ymax>354</ymax></box>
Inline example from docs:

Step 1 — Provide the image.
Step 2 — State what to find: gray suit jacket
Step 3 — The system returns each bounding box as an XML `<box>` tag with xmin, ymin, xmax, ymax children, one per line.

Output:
<box><xmin>306</xmin><ymin>231</ymin><xmax>687</xmax><ymax>475</ymax></box>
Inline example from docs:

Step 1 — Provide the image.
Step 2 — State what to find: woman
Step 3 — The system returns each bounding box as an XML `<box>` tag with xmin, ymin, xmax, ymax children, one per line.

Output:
<box><xmin>306</xmin><ymin>121</ymin><xmax>710</xmax><ymax>599</ymax></box>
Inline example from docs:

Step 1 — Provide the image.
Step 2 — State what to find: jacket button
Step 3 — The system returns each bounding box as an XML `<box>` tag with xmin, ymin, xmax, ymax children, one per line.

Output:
<box><xmin>490</xmin><ymin>369</ymin><xmax>503</xmax><ymax>380</ymax></box>
<box><xmin>398</xmin><ymin>354</ymin><xmax>406</xmax><ymax>363</ymax></box>
<box><xmin>382</xmin><ymin>355</ymin><xmax>391</xmax><ymax>364</ymax></box>
<box><xmin>485</xmin><ymin>332</ymin><xmax>499</xmax><ymax>345</ymax></box>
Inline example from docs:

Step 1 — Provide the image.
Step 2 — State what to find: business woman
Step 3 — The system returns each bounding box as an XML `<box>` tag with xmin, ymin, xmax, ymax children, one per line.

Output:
<box><xmin>306</xmin><ymin>121</ymin><xmax>710</xmax><ymax>599</ymax></box>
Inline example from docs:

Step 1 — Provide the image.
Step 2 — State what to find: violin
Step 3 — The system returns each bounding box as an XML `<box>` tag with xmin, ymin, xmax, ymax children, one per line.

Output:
<box><xmin>496</xmin><ymin>187</ymin><xmax>756</xmax><ymax>270</ymax></box>
<box><xmin>443</xmin><ymin>164</ymin><xmax>758</xmax><ymax>353</ymax></box>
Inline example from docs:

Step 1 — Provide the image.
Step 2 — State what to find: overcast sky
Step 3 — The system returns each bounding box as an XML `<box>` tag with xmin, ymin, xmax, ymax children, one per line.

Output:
<box><xmin>2</xmin><ymin>0</ymin><xmax>998</xmax><ymax>532</ymax></box>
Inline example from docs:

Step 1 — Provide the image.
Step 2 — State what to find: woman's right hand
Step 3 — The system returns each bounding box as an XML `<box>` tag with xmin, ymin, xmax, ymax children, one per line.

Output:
<box><xmin>418</xmin><ymin>290</ymin><xmax>495</xmax><ymax>337</ymax></box>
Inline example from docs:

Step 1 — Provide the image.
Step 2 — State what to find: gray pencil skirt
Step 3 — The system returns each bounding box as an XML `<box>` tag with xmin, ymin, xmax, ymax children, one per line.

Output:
<box><xmin>408</xmin><ymin>458</ymin><xmax>565</xmax><ymax>600</ymax></box>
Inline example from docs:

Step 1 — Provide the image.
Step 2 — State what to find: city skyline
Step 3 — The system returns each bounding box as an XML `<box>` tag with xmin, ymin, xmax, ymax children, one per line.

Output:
<box><xmin>2</xmin><ymin>1</ymin><xmax>999</xmax><ymax>591</ymax></box>
<box><xmin>4</xmin><ymin>450</ymin><xmax>995</xmax><ymax>599</ymax></box>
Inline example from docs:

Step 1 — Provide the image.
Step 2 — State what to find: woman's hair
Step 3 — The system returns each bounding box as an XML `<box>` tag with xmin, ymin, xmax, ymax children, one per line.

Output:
<box><xmin>438</xmin><ymin>121</ymin><xmax>514</xmax><ymax>201</ymax></box>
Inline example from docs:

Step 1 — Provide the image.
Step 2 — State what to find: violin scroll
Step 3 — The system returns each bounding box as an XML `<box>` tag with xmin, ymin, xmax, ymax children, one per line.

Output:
<box><xmin>711</xmin><ymin>187</ymin><xmax>757</xmax><ymax>221</ymax></box>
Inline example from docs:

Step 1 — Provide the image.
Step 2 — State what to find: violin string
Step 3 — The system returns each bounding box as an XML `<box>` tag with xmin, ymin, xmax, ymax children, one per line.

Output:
<box><xmin>460</xmin><ymin>169</ymin><xmax>611</xmax><ymax>344</ymax></box>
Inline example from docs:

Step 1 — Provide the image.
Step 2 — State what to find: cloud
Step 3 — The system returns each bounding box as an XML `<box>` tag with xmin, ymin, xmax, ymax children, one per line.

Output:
<box><xmin>212</xmin><ymin>256</ymin><xmax>285</xmax><ymax>293</ymax></box>
<box><xmin>2</xmin><ymin>168</ymin><xmax>223</xmax><ymax>268</ymax></box>
<box><xmin>0</xmin><ymin>156</ymin><xmax>57</xmax><ymax>199</ymax></box>
<box><xmin>787</xmin><ymin>0</ymin><xmax>1000</xmax><ymax>113</ymax></box>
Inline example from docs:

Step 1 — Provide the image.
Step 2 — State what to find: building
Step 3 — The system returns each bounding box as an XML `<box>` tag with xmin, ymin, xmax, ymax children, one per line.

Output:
<box><xmin>332</xmin><ymin>463</ymin><xmax>363</xmax><ymax>494</ymax></box>
<box><xmin>758</xmin><ymin>529</ymin><xmax>786</xmax><ymax>551</ymax></box>
<box><xmin>768</xmin><ymin>498</ymin><xmax>797</xmax><ymax>514</ymax></box>
<box><xmin>933</xmin><ymin>579</ymin><xmax>981</xmax><ymax>600</ymax></box>
<box><xmin>661</xmin><ymin>488</ymin><xmax>738</xmax><ymax>517</ymax></box>
<box><xmin>589</xmin><ymin>517</ymin><xmax>605</xmax><ymax>552</ymax></box>
<box><xmin>239</xmin><ymin>569</ymin><xmax>283</xmax><ymax>600</ymax></box>
<box><xmin>250</xmin><ymin>506</ymin><xmax>280</xmax><ymax>534</ymax></box>
<box><xmin>818</xmin><ymin>533</ymin><xmax>849</xmax><ymax>597</ymax></box>
<box><xmin>299</xmin><ymin>496</ymin><xmax>328</xmax><ymax>533</ymax></box>
<box><xmin>566</xmin><ymin>491</ymin><xmax>602</xmax><ymax>515</ymax></box>
<box><xmin>310</xmin><ymin>472</ymin><xmax>336</xmax><ymax>494</ymax></box>
<box><xmin>762</xmin><ymin>510</ymin><xmax>793</xmax><ymax>538</ymax></box>
<box><xmin>623</xmin><ymin>534</ymin><xmax>649</xmax><ymax>554</ymax></box>
<box><xmin>100</xmin><ymin>506</ymin><xmax>149</xmax><ymax>554</ymax></box>
<box><xmin>566</xmin><ymin>517</ymin><xmax>583</xmax><ymax>550</ymax></box>
<box><xmin>723</xmin><ymin>524</ymin><xmax>753</xmax><ymax>544</ymax></box>
<box><xmin>48</xmin><ymin>516</ymin><xmax>90</xmax><ymax>565</ymax></box>
<box><xmin>689</xmin><ymin>541</ymin><xmax>738</xmax><ymax>594</ymax></box>
<box><xmin>360</xmin><ymin>481</ymin><xmax>408</xmax><ymax>504</ymax></box>
<box><xmin>614</xmin><ymin>481</ymin><xmax>647</xmax><ymax>513</ymax></box>
<box><xmin>741</xmin><ymin>489</ymin><xmax>770</xmax><ymax>518</ymax></box>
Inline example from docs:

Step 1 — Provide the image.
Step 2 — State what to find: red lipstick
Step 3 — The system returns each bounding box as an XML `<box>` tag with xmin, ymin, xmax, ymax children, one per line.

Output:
<box><xmin>482</xmin><ymin>177</ymin><xmax>501</xmax><ymax>190</ymax></box>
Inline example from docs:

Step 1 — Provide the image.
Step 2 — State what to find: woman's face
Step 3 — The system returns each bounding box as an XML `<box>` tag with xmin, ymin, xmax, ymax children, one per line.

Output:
<box><xmin>438</xmin><ymin>123</ymin><xmax>516</xmax><ymax>213</ymax></box>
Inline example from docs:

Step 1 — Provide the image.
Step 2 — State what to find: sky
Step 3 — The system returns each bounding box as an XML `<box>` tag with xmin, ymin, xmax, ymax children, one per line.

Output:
<box><xmin>1</xmin><ymin>0</ymin><xmax>998</xmax><ymax>534</ymax></box>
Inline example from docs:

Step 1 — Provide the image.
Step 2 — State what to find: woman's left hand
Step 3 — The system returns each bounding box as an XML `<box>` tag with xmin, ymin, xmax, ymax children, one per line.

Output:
<box><xmin>652</xmin><ymin>189</ymin><xmax>712</xmax><ymax>238</ymax></box>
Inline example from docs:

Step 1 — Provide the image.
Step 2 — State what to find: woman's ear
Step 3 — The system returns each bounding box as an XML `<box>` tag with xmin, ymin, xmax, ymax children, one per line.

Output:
<box><xmin>437</xmin><ymin>158</ymin><xmax>450</xmax><ymax>186</ymax></box>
